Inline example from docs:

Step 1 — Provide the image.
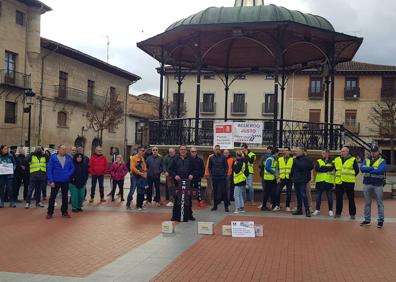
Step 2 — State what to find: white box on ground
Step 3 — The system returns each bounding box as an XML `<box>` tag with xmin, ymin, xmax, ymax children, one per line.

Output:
<box><xmin>254</xmin><ymin>225</ymin><xmax>264</xmax><ymax>237</ymax></box>
<box><xmin>231</xmin><ymin>221</ymin><xmax>255</xmax><ymax>238</ymax></box>
<box><xmin>198</xmin><ymin>222</ymin><xmax>214</xmax><ymax>235</ymax></box>
<box><xmin>162</xmin><ymin>221</ymin><xmax>175</xmax><ymax>234</ymax></box>
<box><xmin>222</xmin><ymin>225</ymin><xmax>232</xmax><ymax>236</ymax></box>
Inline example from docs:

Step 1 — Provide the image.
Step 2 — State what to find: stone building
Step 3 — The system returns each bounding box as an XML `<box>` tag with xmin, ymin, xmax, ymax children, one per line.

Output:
<box><xmin>0</xmin><ymin>0</ymin><xmax>141</xmax><ymax>156</ymax></box>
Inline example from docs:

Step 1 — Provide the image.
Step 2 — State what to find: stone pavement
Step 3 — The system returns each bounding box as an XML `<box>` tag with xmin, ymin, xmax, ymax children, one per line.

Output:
<box><xmin>1</xmin><ymin>177</ymin><xmax>396</xmax><ymax>281</ymax></box>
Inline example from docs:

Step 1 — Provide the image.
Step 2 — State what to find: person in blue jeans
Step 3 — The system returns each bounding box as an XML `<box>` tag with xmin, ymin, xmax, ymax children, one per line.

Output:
<box><xmin>360</xmin><ymin>146</ymin><xmax>387</xmax><ymax>229</ymax></box>
<box><xmin>126</xmin><ymin>147</ymin><xmax>147</xmax><ymax>210</ymax></box>
<box><xmin>0</xmin><ymin>145</ymin><xmax>16</xmax><ymax>208</ymax></box>
<box><xmin>292</xmin><ymin>147</ymin><xmax>313</xmax><ymax>217</ymax></box>
<box><xmin>233</xmin><ymin>151</ymin><xmax>248</xmax><ymax>213</ymax></box>
<box><xmin>242</xmin><ymin>144</ymin><xmax>256</xmax><ymax>204</ymax></box>
<box><xmin>46</xmin><ymin>145</ymin><xmax>74</xmax><ymax>219</ymax></box>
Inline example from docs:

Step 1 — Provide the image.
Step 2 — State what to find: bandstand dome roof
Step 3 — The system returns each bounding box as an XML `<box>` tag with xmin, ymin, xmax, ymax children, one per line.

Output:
<box><xmin>166</xmin><ymin>4</ymin><xmax>335</xmax><ymax>33</ymax></box>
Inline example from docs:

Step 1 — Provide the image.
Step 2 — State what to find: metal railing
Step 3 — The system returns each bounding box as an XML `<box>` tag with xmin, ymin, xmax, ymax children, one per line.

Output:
<box><xmin>0</xmin><ymin>69</ymin><xmax>31</xmax><ymax>89</ymax></box>
<box><xmin>344</xmin><ymin>121</ymin><xmax>360</xmax><ymax>134</ymax></box>
<box><xmin>54</xmin><ymin>86</ymin><xmax>106</xmax><ymax>109</ymax></box>
<box><xmin>200</xmin><ymin>102</ymin><xmax>216</xmax><ymax>114</ymax></box>
<box><xmin>148</xmin><ymin>118</ymin><xmax>350</xmax><ymax>150</ymax></box>
<box><xmin>231</xmin><ymin>102</ymin><xmax>247</xmax><ymax>115</ymax></box>
<box><xmin>344</xmin><ymin>87</ymin><xmax>360</xmax><ymax>99</ymax></box>
<box><xmin>308</xmin><ymin>88</ymin><xmax>323</xmax><ymax>99</ymax></box>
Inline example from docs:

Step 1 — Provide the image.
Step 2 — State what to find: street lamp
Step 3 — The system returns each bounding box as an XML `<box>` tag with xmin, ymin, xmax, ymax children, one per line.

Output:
<box><xmin>24</xmin><ymin>89</ymin><xmax>36</xmax><ymax>148</ymax></box>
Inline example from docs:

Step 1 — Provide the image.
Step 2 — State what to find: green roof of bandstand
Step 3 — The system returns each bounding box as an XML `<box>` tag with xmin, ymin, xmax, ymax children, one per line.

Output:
<box><xmin>166</xmin><ymin>4</ymin><xmax>334</xmax><ymax>33</ymax></box>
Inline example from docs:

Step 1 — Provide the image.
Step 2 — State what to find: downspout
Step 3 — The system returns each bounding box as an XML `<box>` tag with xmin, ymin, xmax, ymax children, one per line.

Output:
<box><xmin>124</xmin><ymin>79</ymin><xmax>139</xmax><ymax>160</ymax></box>
<box><xmin>38</xmin><ymin>45</ymin><xmax>58</xmax><ymax>145</ymax></box>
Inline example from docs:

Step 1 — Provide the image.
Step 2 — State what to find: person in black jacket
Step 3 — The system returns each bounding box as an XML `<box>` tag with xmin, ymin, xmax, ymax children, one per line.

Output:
<box><xmin>190</xmin><ymin>147</ymin><xmax>205</xmax><ymax>205</ymax></box>
<box><xmin>292</xmin><ymin>147</ymin><xmax>313</xmax><ymax>217</ymax></box>
<box><xmin>209</xmin><ymin>145</ymin><xmax>229</xmax><ymax>212</ymax></box>
<box><xmin>168</xmin><ymin>145</ymin><xmax>194</xmax><ymax>222</ymax></box>
<box><xmin>13</xmin><ymin>148</ymin><xmax>30</xmax><ymax>202</ymax></box>
<box><xmin>69</xmin><ymin>153</ymin><xmax>89</xmax><ymax>212</ymax></box>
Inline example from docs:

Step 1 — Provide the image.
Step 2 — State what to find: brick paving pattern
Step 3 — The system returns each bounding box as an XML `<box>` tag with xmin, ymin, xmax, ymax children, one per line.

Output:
<box><xmin>153</xmin><ymin>215</ymin><xmax>396</xmax><ymax>282</ymax></box>
<box><xmin>0</xmin><ymin>208</ymin><xmax>168</xmax><ymax>277</ymax></box>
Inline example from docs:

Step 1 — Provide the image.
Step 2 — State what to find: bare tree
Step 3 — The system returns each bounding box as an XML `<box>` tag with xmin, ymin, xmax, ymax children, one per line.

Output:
<box><xmin>154</xmin><ymin>101</ymin><xmax>187</xmax><ymax>119</ymax></box>
<box><xmin>369</xmin><ymin>98</ymin><xmax>396</xmax><ymax>165</ymax></box>
<box><xmin>86</xmin><ymin>89</ymin><xmax>124</xmax><ymax>142</ymax></box>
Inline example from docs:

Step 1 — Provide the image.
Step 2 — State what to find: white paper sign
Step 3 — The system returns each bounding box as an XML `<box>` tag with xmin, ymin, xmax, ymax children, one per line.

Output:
<box><xmin>233</xmin><ymin>122</ymin><xmax>263</xmax><ymax>144</ymax></box>
<box><xmin>0</xmin><ymin>163</ymin><xmax>14</xmax><ymax>175</ymax></box>
<box><xmin>231</xmin><ymin>221</ymin><xmax>255</xmax><ymax>238</ymax></box>
<box><xmin>213</xmin><ymin>122</ymin><xmax>234</xmax><ymax>150</ymax></box>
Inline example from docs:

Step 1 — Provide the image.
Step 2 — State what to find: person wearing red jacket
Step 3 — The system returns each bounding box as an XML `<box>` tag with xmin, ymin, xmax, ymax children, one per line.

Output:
<box><xmin>89</xmin><ymin>146</ymin><xmax>108</xmax><ymax>203</ymax></box>
<box><xmin>109</xmin><ymin>155</ymin><xmax>128</xmax><ymax>202</ymax></box>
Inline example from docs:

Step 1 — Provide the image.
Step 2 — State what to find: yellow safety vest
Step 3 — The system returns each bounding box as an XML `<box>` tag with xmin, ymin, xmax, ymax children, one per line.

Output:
<box><xmin>315</xmin><ymin>159</ymin><xmax>335</xmax><ymax>184</ymax></box>
<box><xmin>334</xmin><ymin>156</ymin><xmax>356</xmax><ymax>184</ymax></box>
<box><xmin>363</xmin><ymin>158</ymin><xmax>385</xmax><ymax>180</ymax></box>
<box><xmin>263</xmin><ymin>157</ymin><xmax>277</xmax><ymax>181</ymax></box>
<box><xmin>247</xmin><ymin>151</ymin><xmax>256</xmax><ymax>174</ymax></box>
<box><xmin>278</xmin><ymin>157</ymin><xmax>293</xmax><ymax>180</ymax></box>
<box><xmin>30</xmin><ymin>155</ymin><xmax>47</xmax><ymax>173</ymax></box>
<box><xmin>233</xmin><ymin>162</ymin><xmax>247</xmax><ymax>185</ymax></box>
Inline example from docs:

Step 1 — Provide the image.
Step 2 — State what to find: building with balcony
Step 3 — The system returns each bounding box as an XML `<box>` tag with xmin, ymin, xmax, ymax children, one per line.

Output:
<box><xmin>0</xmin><ymin>0</ymin><xmax>141</xmax><ymax>156</ymax></box>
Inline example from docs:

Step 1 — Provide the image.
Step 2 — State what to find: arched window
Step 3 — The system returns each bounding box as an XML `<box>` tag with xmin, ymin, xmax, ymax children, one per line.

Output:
<box><xmin>57</xmin><ymin>111</ymin><xmax>67</xmax><ymax>127</ymax></box>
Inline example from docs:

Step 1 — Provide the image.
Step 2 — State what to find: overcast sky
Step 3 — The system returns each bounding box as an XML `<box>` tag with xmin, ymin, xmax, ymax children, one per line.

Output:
<box><xmin>41</xmin><ymin>0</ymin><xmax>396</xmax><ymax>95</ymax></box>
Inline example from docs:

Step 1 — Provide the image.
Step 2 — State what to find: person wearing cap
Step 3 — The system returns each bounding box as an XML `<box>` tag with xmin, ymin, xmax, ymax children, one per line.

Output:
<box><xmin>313</xmin><ymin>150</ymin><xmax>335</xmax><ymax>217</ymax></box>
<box><xmin>277</xmin><ymin>147</ymin><xmax>293</xmax><ymax>211</ymax></box>
<box><xmin>333</xmin><ymin>146</ymin><xmax>359</xmax><ymax>220</ymax></box>
<box><xmin>260</xmin><ymin>147</ymin><xmax>279</xmax><ymax>211</ymax></box>
<box><xmin>242</xmin><ymin>144</ymin><xmax>256</xmax><ymax>205</ymax></box>
<box><xmin>360</xmin><ymin>146</ymin><xmax>387</xmax><ymax>228</ymax></box>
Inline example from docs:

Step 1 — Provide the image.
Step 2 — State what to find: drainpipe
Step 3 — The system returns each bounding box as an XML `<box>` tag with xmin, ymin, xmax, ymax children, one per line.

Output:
<box><xmin>124</xmin><ymin>80</ymin><xmax>139</xmax><ymax>160</ymax></box>
<box><xmin>38</xmin><ymin>45</ymin><xmax>58</xmax><ymax>145</ymax></box>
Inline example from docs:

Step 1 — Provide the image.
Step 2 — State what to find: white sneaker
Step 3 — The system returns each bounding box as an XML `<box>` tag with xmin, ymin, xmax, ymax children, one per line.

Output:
<box><xmin>166</xmin><ymin>202</ymin><xmax>174</xmax><ymax>207</ymax></box>
<box><xmin>329</xmin><ymin>210</ymin><xmax>334</xmax><ymax>217</ymax></box>
<box><xmin>138</xmin><ymin>208</ymin><xmax>143</xmax><ymax>211</ymax></box>
<box><xmin>273</xmin><ymin>206</ymin><xmax>281</xmax><ymax>212</ymax></box>
<box><xmin>25</xmin><ymin>203</ymin><xmax>30</xmax><ymax>209</ymax></box>
<box><xmin>286</xmin><ymin>207</ymin><xmax>291</xmax><ymax>212</ymax></box>
<box><xmin>257</xmin><ymin>204</ymin><xmax>263</xmax><ymax>209</ymax></box>
<box><xmin>234</xmin><ymin>209</ymin><xmax>240</xmax><ymax>214</ymax></box>
<box><xmin>312</xmin><ymin>210</ymin><xmax>320</xmax><ymax>216</ymax></box>
<box><xmin>291</xmin><ymin>207</ymin><xmax>297</xmax><ymax>212</ymax></box>
<box><xmin>240</xmin><ymin>208</ymin><xmax>246</xmax><ymax>213</ymax></box>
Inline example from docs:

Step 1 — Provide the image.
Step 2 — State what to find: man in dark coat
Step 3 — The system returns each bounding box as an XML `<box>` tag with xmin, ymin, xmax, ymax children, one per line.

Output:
<box><xmin>209</xmin><ymin>145</ymin><xmax>229</xmax><ymax>212</ymax></box>
<box><xmin>13</xmin><ymin>148</ymin><xmax>30</xmax><ymax>202</ymax></box>
<box><xmin>190</xmin><ymin>147</ymin><xmax>205</xmax><ymax>206</ymax></box>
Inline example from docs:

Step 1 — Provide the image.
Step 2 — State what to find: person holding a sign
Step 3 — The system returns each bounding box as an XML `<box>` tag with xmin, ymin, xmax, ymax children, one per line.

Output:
<box><xmin>209</xmin><ymin>145</ymin><xmax>229</xmax><ymax>212</ymax></box>
<box><xmin>233</xmin><ymin>151</ymin><xmax>249</xmax><ymax>213</ymax></box>
<box><xmin>0</xmin><ymin>145</ymin><xmax>16</xmax><ymax>208</ymax></box>
<box><xmin>242</xmin><ymin>144</ymin><xmax>256</xmax><ymax>205</ymax></box>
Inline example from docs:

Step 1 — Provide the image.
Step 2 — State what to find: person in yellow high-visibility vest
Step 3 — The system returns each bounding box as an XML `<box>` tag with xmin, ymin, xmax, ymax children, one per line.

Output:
<box><xmin>277</xmin><ymin>147</ymin><xmax>293</xmax><ymax>211</ymax></box>
<box><xmin>233</xmin><ymin>151</ymin><xmax>249</xmax><ymax>213</ymax></box>
<box><xmin>242</xmin><ymin>144</ymin><xmax>256</xmax><ymax>205</ymax></box>
<box><xmin>312</xmin><ymin>150</ymin><xmax>335</xmax><ymax>217</ymax></box>
<box><xmin>334</xmin><ymin>146</ymin><xmax>359</xmax><ymax>219</ymax></box>
<box><xmin>260</xmin><ymin>148</ymin><xmax>279</xmax><ymax>211</ymax></box>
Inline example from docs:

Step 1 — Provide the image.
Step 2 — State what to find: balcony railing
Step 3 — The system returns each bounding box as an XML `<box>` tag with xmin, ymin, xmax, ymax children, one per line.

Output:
<box><xmin>231</xmin><ymin>102</ymin><xmax>247</xmax><ymax>115</ymax></box>
<box><xmin>381</xmin><ymin>88</ymin><xmax>396</xmax><ymax>98</ymax></box>
<box><xmin>200</xmin><ymin>102</ymin><xmax>216</xmax><ymax>114</ymax></box>
<box><xmin>170</xmin><ymin>102</ymin><xmax>187</xmax><ymax>115</ymax></box>
<box><xmin>262</xmin><ymin>102</ymin><xmax>275</xmax><ymax>115</ymax></box>
<box><xmin>0</xmin><ymin>69</ymin><xmax>31</xmax><ymax>89</ymax></box>
<box><xmin>344</xmin><ymin>87</ymin><xmax>360</xmax><ymax>100</ymax></box>
<box><xmin>54</xmin><ymin>85</ymin><xmax>106</xmax><ymax>109</ymax></box>
<box><xmin>308</xmin><ymin>88</ymin><xmax>323</xmax><ymax>99</ymax></box>
<box><xmin>344</xmin><ymin>121</ymin><xmax>360</xmax><ymax>134</ymax></box>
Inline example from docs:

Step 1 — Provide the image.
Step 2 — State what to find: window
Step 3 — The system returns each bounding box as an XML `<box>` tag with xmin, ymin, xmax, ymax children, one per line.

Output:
<box><xmin>58</xmin><ymin>71</ymin><xmax>68</xmax><ymax>98</ymax></box>
<box><xmin>309</xmin><ymin>109</ymin><xmax>321</xmax><ymax>129</ymax></box>
<box><xmin>345</xmin><ymin>110</ymin><xmax>357</xmax><ymax>126</ymax></box>
<box><xmin>4</xmin><ymin>101</ymin><xmax>16</xmax><ymax>124</ymax></box>
<box><xmin>57</xmin><ymin>112</ymin><xmax>67</xmax><ymax>127</ymax></box>
<box><xmin>381</xmin><ymin>77</ymin><xmax>395</xmax><ymax>97</ymax></box>
<box><xmin>16</xmin><ymin>10</ymin><xmax>25</xmax><ymax>26</ymax></box>
<box><xmin>87</xmin><ymin>80</ymin><xmax>95</xmax><ymax>104</ymax></box>
<box><xmin>309</xmin><ymin>77</ymin><xmax>322</xmax><ymax>97</ymax></box>
<box><xmin>4</xmin><ymin>51</ymin><xmax>16</xmax><ymax>83</ymax></box>
<box><xmin>264</xmin><ymin>93</ymin><xmax>275</xmax><ymax>113</ymax></box>
<box><xmin>233</xmin><ymin>93</ymin><xmax>245</xmax><ymax>112</ymax></box>
<box><xmin>202</xmin><ymin>93</ymin><xmax>215</xmax><ymax>112</ymax></box>
<box><xmin>203</xmin><ymin>74</ymin><xmax>215</xmax><ymax>80</ymax></box>
<box><xmin>110</xmin><ymin>87</ymin><xmax>117</xmax><ymax>103</ymax></box>
<box><xmin>345</xmin><ymin>77</ymin><xmax>358</xmax><ymax>90</ymax></box>
<box><xmin>172</xmin><ymin>93</ymin><xmax>185</xmax><ymax>114</ymax></box>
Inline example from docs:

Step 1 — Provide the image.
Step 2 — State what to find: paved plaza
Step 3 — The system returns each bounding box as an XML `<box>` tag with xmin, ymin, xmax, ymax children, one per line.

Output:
<box><xmin>1</xmin><ymin>177</ymin><xmax>396</xmax><ymax>282</ymax></box>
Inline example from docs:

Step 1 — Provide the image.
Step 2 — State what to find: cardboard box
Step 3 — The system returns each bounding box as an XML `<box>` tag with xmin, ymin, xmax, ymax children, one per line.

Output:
<box><xmin>222</xmin><ymin>225</ymin><xmax>232</xmax><ymax>236</ymax></box>
<box><xmin>254</xmin><ymin>225</ymin><xmax>264</xmax><ymax>237</ymax></box>
<box><xmin>162</xmin><ymin>221</ymin><xmax>175</xmax><ymax>234</ymax></box>
<box><xmin>198</xmin><ymin>222</ymin><xmax>214</xmax><ymax>235</ymax></box>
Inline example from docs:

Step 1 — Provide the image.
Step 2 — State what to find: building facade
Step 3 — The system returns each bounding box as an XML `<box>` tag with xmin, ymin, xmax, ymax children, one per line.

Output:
<box><xmin>0</xmin><ymin>0</ymin><xmax>140</xmax><ymax>156</ymax></box>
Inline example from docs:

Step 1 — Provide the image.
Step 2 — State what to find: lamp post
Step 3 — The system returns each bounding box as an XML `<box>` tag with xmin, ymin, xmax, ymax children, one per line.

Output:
<box><xmin>24</xmin><ymin>89</ymin><xmax>36</xmax><ymax>148</ymax></box>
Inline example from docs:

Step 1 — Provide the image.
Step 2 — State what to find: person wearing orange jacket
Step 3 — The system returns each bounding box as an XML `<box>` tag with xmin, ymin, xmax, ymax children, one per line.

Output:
<box><xmin>89</xmin><ymin>146</ymin><xmax>108</xmax><ymax>203</ymax></box>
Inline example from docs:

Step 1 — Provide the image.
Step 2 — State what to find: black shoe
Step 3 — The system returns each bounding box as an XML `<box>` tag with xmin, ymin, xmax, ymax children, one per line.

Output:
<box><xmin>377</xmin><ymin>222</ymin><xmax>384</xmax><ymax>229</ymax></box>
<box><xmin>211</xmin><ymin>207</ymin><xmax>217</xmax><ymax>211</ymax></box>
<box><xmin>334</xmin><ymin>214</ymin><xmax>341</xmax><ymax>219</ymax></box>
<box><xmin>350</xmin><ymin>215</ymin><xmax>356</xmax><ymax>220</ymax></box>
<box><xmin>111</xmin><ymin>198</ymin><xmax>115</xmax><ymax>202</ymax></box>
<box><xmin>305</xmin><ymin>209</ymin><xmax>311</xmax><ymax>217</ymax></box>
<box><xmin>72</xmin><ymin>209</ymin><xmax>78</xmax><ymax>213</ymax></box>
<box><xmin>225</xmin><ymin>207</ymin><xmax>229</xmax><ymax>212</ymax></box>
<box><xmin>261</xmin><ymin>207</ymin><xmax>270</xmax><ymax>211</ymax></box>
<box><xmin>292</xmin><ymin>210</ymin><xmax>303</xmax><ymax>215</ymax></box>
<box><xmin>189</xmin><ymin>217</ymin><xmax>196</xmax><ymax>221</ymax></box>
<box><xmin>360</xmin><ymin>221</ymin><xmax>371</xmax><ymax>226</ymax></box>
<box><xmin>78</xmin><ymin>208</ymin><xmax>83</xmax><ymax>212</ymax></box>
